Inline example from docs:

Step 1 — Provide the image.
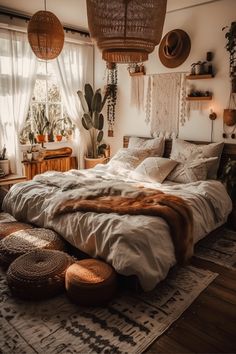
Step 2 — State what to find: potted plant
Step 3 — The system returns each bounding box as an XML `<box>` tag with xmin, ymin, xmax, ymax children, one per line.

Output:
<box><xmin>33</xmin><ymin>107</ymin><xmax>50</xmax><ymax>143</ymax></box>
<box><xmin>223</xmin><ymin>22</ymin><xmax>236</xmax><ymax>93</ymax></box>
<box><xmin>0</xmin><ymin>145</ymin><xmax>10</xmax><ymax>176</ymax></box>
<box><xmin>77</xmin><ymin>83</ymin><xmax>108</xmax><ymax>169</ymax></box>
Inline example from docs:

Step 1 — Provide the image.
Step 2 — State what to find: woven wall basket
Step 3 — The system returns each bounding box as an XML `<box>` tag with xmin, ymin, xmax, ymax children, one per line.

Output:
<box><xmin>86</xmin><ymin>0</ymin><xmax>167</xmax><ymax>63</ymax></box>
<box><xmin>28</xmin><ymin>10</ymin><xmax>64</xmax><ymax>60</ymax></box>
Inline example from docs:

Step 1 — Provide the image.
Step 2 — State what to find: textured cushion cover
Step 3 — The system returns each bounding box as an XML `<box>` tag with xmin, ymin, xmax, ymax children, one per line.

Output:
<box><xmin>65</xmin><ymin>259</ymin><xmax>117</xmax><ymax>306</ymax></box>
<box><xmin>170</xmin><ymin>139</ymin><xmax>224</xmax><ymax>179</ymax></box>
<box><xmin>7</xmin><ymin>249</ymin><xmax>73</xmax><ymax>300</ymax></box>
<box><xmin>167</xmin><ymin>157</ymin><xmax>217</xmax><ymax>183</ymax></box>
<box><xmin>130</xmin><ymin>157</ymin><xmax>178</xmax><ymax>183</ymax></box>
<box><xmin>108</xmin><ymin>148</ymin><xmax>153</xmax><ymax>171</ymax></box>
<box><xmin>0</xmin><ymin>221</ymin><xmax>33</xmax><ymax>240</ymax></box>
<box><xmin>128</xmin><ymin>136</ymin><xmax>164</xmax><ymax>156</ymax></box>
<box><xmin>0</xmin><ymin>213</ymin><xmax>16</xmax><ymax>223</ymax></box>
<box><xmin>0</xmin><ymin>228</ymin><xmax>66</xmax><ymax>267</ymax></box>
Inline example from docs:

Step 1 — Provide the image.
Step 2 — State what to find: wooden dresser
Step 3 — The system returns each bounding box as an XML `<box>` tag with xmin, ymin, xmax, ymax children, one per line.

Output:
<box><xmin>22</xmin><ymin>156</ymin><xmax>77</xmax><ymax>180</ymax></box>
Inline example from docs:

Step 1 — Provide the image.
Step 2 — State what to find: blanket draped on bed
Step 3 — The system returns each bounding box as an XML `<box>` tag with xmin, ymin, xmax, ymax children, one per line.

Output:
<box><xmin>43</xmin><ymin>175</ymin><xmax>193</xmax><ymax>264</ymax></box>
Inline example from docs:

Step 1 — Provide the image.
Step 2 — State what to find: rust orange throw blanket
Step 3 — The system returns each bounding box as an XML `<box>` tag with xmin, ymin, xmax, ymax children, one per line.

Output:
<box><xmin>56</xmin><ymin>189</ymin><xmax>193</xmax><ymax>264</ymax></box>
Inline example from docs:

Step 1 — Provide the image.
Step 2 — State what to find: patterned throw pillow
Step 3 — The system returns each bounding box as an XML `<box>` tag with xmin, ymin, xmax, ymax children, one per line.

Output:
<box><xmin>130</xmin><ymin>157</ymin><xmax>178</xmax><ymax>183</ymax></box>
<box><xmin>167</xmin><ymin>157</ymin><xmax>218</xmax><ymax>183</ymax></box>
<box><xmin>108</xmin><ymin>148</ymin><xmax>153</xmax><ymax>171</ymax></box>
<box><xmin>128</xmin><ymin>137</ymin><xmax>165</xmax><ymax>156</ymax></box>
<box><xmin>170</xmin><ymin>139</ymin><xmax>224</xmax><ymax>179</ymax></box>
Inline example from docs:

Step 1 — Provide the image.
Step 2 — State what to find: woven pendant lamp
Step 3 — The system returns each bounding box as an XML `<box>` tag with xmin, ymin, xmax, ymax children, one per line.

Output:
<box><xmin>86</xmin><ymin>0</ymin><xmax>167</xmax><ymax>63</ymax></box>
<box><xmin>27</xmin><ymin>1</ymin><xmax>64</xmax><ymax>60</ymax></box>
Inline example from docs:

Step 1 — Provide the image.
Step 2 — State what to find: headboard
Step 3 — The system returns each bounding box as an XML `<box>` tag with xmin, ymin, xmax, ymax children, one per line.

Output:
<box><xmin>123</xmin><ymin>136</ymin><xmax>236</xmax><ymax>177</ymax></box>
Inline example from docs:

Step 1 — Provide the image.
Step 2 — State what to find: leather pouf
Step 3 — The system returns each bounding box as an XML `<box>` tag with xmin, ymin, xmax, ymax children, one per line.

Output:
<box><xmin>0</xmin><ymin>228</ymin><xmax>67</xmax><ymax>267</ymax></box>
<box><xmin>65</xmin><ymin>259</ymin><xmax>117</xmax><ymax>306</ymax></box>
<box><xmin>7</xmin><ymin>249</ymin><xmax>73</xmax><ymax>300</ymax></box>
<box><xmin>0</xmin><ymin>222</ymin><xmax>32</xmax><ymax>240</ymax></box>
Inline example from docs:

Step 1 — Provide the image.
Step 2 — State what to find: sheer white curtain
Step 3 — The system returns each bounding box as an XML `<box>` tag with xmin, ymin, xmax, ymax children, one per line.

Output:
<box><xmin>0</xmin><ymin>29</ymin><xmax>38</xmax><ymax>174</ymax></box>
<box><xmin>53</xmin><ymin>42</ymin><xmax>93</xmax><ymax>168</ymax></box>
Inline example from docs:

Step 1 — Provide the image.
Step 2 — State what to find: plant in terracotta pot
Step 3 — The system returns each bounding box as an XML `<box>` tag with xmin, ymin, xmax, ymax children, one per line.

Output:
<box><xmin>77</xmin><ymin>83</ymin><xmax>108</xmax><ymax>168</ymax></box>
<box><xmin>33</xmin><ymin>107</ymin><xmax>50</xmax><ymax>143</ymax></box>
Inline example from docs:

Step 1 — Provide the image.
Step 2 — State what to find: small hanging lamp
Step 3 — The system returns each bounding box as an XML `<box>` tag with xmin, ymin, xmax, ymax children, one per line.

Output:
<box><xmin>86</xmin><ymin>0</ymin><xmax>167</xmax><ymax>63</ymax></box>
<box><xmin>27</xmin><ymin>0</ymin><xmax>64</xmax><ymax>60</ymax></box>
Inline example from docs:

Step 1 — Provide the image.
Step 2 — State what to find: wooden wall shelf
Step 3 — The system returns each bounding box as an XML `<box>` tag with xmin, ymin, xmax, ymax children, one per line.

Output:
<box><xmin>129</xmin><ymin>72</ymin><xmax>145</xmax><ymax>77</ymax></box>
<box><xmin>186</xmin><ymin>74</ymin><xmax>214</xmax><ymax>80</ymax></box>
<box><xmin>186</xmin><ymin>96</ymin><xmax>212</xmax><ymax>101</ymax></box>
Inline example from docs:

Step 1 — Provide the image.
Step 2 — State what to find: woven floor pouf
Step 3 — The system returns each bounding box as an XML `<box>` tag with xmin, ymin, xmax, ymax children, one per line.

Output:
<box><xmin>65</xmin><ymin>259</ymin><xmax>118</xmax><ymax>306</ymax></box>
<box><xmin>0</xmin><ymin>221</ymin><xmax>33</xmax><ymax>240</ymax></box>
<box><xmin>0</xmin><ymin>228</ymin><xmax>67</xmax><ymax>267</ymax></box>
<box><xmin>7</xmin><ymin>249</ymin><xmax>73</xmax><ymax>300</ymax></box>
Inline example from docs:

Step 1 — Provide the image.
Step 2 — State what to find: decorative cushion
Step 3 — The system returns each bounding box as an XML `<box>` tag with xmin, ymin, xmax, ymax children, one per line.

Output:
<box><xmin>129</xmin><ymin>157</ymin><xmax>178</xmax><ymax>183</ymax></box>
<box><xmin>108</xmin><ymin>148</ymin><xmax>153</xmax><ymax>171</ymax></box>
<box><xmin>7</xmin><ymin>250</ymin><xmax>73</xmax><ymax>300</ymax></box>
<box><xmin>0</xmin><ymin>228</ymin><xmax>67</xmax><ymax>267</ymax></box>
<box><xmin>0</xmin><ymin>212</ymin><xmax>16</xmax><ymax>223</ymax></box>
<box><xmin>65</xmin><ymin>259</ymin><xmax>117</xmax><ymax>306</ymax></box>
<box><xmin>0</xmin><ymin>222</ymin><xmax>33</xmax><ymax>240</ymax></box>
<box><xmin>128</xmin><ymin>137</ymin><xmax>165</xmax><ymax>156</ymax></box>
<box><xmin>167</xmin><ymin>157</ymin><xmax>217</xmax><ymax>183</ymax></box>
<box><xmin>170</xmin><ymin>139</ymin><xmax>224</xmax><ymax>179</ymax></box>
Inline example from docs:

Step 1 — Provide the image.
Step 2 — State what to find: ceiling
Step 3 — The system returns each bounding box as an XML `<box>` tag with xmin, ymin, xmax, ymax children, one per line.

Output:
<box><xmin>0</xmin><ymin>0</ymin><xmax>219</xmax><ymax>31</ymax></box>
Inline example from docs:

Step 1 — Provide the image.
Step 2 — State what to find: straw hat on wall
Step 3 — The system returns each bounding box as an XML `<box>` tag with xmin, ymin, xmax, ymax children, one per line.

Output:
<box><xmin>159</xmin><ymin>29</ymin><xmax>191</xmax><ymax>68</ymax></box>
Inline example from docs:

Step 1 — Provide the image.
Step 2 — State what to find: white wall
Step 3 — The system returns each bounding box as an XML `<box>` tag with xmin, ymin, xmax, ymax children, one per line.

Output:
<box><xmin>95</xmin><ymin>0</ymin><xmax>236</xmax><ymax>155</ymax></box>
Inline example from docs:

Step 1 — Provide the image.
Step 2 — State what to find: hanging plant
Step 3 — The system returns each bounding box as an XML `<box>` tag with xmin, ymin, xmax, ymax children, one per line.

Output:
<box><xmin>106</xmin><ymin>62</ymin><xmax>118</xmax><ymax>137</ymax></box>
<box><xmin>222</xmin><ymin>21</ymin><xmax>236</xmax><ymax>92</ymax></box>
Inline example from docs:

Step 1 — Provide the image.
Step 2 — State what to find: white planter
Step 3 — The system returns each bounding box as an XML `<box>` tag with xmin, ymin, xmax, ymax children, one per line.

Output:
<box><xmin>0</xmin><ymin>160</ymin><xmax>10</xmax><ymax>175</ymax></box>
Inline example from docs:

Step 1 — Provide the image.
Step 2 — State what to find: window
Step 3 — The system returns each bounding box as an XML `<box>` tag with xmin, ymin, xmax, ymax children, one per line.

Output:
<box><xmin>20</xmin><ymin>60</ymin><xmax>75</xmax><ymax>144</ymax></box>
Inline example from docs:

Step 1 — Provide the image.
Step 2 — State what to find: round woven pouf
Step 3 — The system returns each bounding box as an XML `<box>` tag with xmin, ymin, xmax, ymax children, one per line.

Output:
<box><xmin>0</xmin><ymin>228</ymin><xmax>66</xmax><ymax>267</ymax></box>
<box><xmin>7</xmin><ymin>249</ymin><xmax>73</xmax><ymax>300</ymax></box>
<box><xmin>65</xmin><ymin>259</ymin><xmax>117</xmax><ymax>306</ymax></box>
<box><xmin>0</xmin><ymin>222</ymin><xmax>32</xmax><ymax>240</ymax></box>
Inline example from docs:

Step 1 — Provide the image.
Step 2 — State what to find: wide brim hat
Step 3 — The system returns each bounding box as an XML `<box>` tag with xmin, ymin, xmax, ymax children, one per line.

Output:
<box><xmin>158</xmin><ymin>29</ymin><xmax>191</xmax><ymax>68</ymax></box>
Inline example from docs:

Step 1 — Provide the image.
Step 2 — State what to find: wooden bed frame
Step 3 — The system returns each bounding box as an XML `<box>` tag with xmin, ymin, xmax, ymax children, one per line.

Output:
<box><xmin>123</xmin><ymin>136</ymin><xmax>236</xmax><ymax>177</ymax></box>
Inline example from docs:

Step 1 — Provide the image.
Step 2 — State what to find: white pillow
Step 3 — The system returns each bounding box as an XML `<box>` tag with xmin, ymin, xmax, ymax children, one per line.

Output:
<box><xmin>167</xmin><ymin>157</ymin><xmax>218</xmax><ymax>183</ymax></box>
<box><xmin>108</xmin><ymin>148</ymin><xmax>152</xmax><ymax>171</ymax></box>
<box><xmin>170</xmin><ymin>139</ymin><xmax>224</xmax><ymax>179</ymax></box>
<box><xmin>128</xmin><ymin>137</ymin><xmax>165</xmax><ymax>156</ymax></box>
<box><xmin>129</xmin><ymin>157</ymin><xmax>178</xmax><ymax>183</ymax></box>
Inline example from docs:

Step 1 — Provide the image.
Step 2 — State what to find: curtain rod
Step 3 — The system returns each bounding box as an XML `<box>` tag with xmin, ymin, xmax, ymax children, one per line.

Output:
<box><xmin>0</xmin><ymin>8</ymin><xmax>90</xmax><ymax>37</ymax></box>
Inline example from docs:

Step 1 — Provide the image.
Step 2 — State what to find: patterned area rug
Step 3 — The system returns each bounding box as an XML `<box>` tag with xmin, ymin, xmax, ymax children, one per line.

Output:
<box><xmin>0</xmin><ymin>265</ymin><xmax>217</xmax><ymax>354</ymax></box>
<box><xmin>195</xmin><ymin>227</ymin><xmax>236</xmax><ymax>269</ymax></box>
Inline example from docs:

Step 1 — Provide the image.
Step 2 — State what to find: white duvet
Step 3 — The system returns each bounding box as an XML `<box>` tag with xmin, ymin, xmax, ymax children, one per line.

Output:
<box><xmin>3</xmin><ymin>164</ymin><xmax>232</xmax><ymax>291</ymax></box>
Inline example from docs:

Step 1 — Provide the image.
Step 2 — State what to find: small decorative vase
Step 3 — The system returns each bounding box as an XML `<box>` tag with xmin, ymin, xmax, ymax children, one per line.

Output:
<box><xmin>0</xmin><ymin>160</ymin><xmax>9</xmax><ymax>175</ymax></box>
<box><xmin>27</xmin><ymin>153</ymin><xmax>33</xmax><ymax>161</ymax></box>
<box><xmin>56</xmin><ymin>135</ymin><xmax>62</xmax><ymax>142</ymax></box>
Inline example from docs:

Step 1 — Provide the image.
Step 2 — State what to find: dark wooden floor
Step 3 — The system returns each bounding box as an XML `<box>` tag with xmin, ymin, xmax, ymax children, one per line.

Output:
<box><xmin>146</xmin><ymin>257</ymin><xmax>236</xmax><ymax>354</ymax></box>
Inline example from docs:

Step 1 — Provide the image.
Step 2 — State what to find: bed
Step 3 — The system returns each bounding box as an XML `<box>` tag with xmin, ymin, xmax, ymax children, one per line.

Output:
<box><xmin>2</xmin><ymin>136</ymin><xmax>235</xmax><ymax>291</ymax></box>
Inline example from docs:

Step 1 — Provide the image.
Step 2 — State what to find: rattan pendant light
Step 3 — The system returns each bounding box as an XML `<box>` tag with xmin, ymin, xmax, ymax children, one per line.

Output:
<box><xmin>27</xmin><ymin>0</ymin><xmax>64</xmax><ymax>60</ymax></box>
<box><xmin>86</xmin><ymin>0</ymin><xmax>167</xmax><ymax>63</ymax></box>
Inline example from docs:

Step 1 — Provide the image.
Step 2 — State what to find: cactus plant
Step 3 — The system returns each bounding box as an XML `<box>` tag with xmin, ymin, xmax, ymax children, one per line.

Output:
<box><xmin>77</xmin><ymin>83</ymin><xmax>108</xmax><ymax>158</ymax></box>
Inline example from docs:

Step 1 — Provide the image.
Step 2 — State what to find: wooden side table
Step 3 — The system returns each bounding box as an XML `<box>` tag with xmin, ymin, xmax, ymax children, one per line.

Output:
<box><xmin>0</xmin><ymin>174</ymin><xmax>27</xmax><ymax>188</ymax></box>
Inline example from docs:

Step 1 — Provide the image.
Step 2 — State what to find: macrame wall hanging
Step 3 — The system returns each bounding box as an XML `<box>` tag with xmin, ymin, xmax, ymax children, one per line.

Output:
<box><xmin>145</xmin><ymin>72</ymin><xmax>187</xmax><ymax>138</ymax></box>
<box><xmin>130</xmin><ymin>75</ymin><xmax>145</xmax><ymax>112</ymax></box>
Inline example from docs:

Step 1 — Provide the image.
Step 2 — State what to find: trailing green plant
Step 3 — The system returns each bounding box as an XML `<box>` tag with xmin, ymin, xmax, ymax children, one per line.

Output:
<box><xmin>222</xmin><ymin>22</ymin><xmax>236</xmax><ymax>88</ymax></box>
<box><xmin>106</xmin><ymin>63</ymin><xmax>118</xmax><ymax>137</ymax></box>
<box><xmin>77</xmin><ymin>83</ymin><xmax>108</xmax><ymax>158</ymax></box>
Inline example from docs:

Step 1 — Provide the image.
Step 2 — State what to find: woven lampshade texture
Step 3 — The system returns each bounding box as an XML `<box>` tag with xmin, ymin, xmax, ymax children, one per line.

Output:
<box><xmin>27</xmin><ymin>10</ymin><xmax>65</xmax><ymax>60</ymax></box>
<box><xmin>86</xmin><ymin>0</ymin><xmax>167</xmax><ymax>63</ymax></box>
